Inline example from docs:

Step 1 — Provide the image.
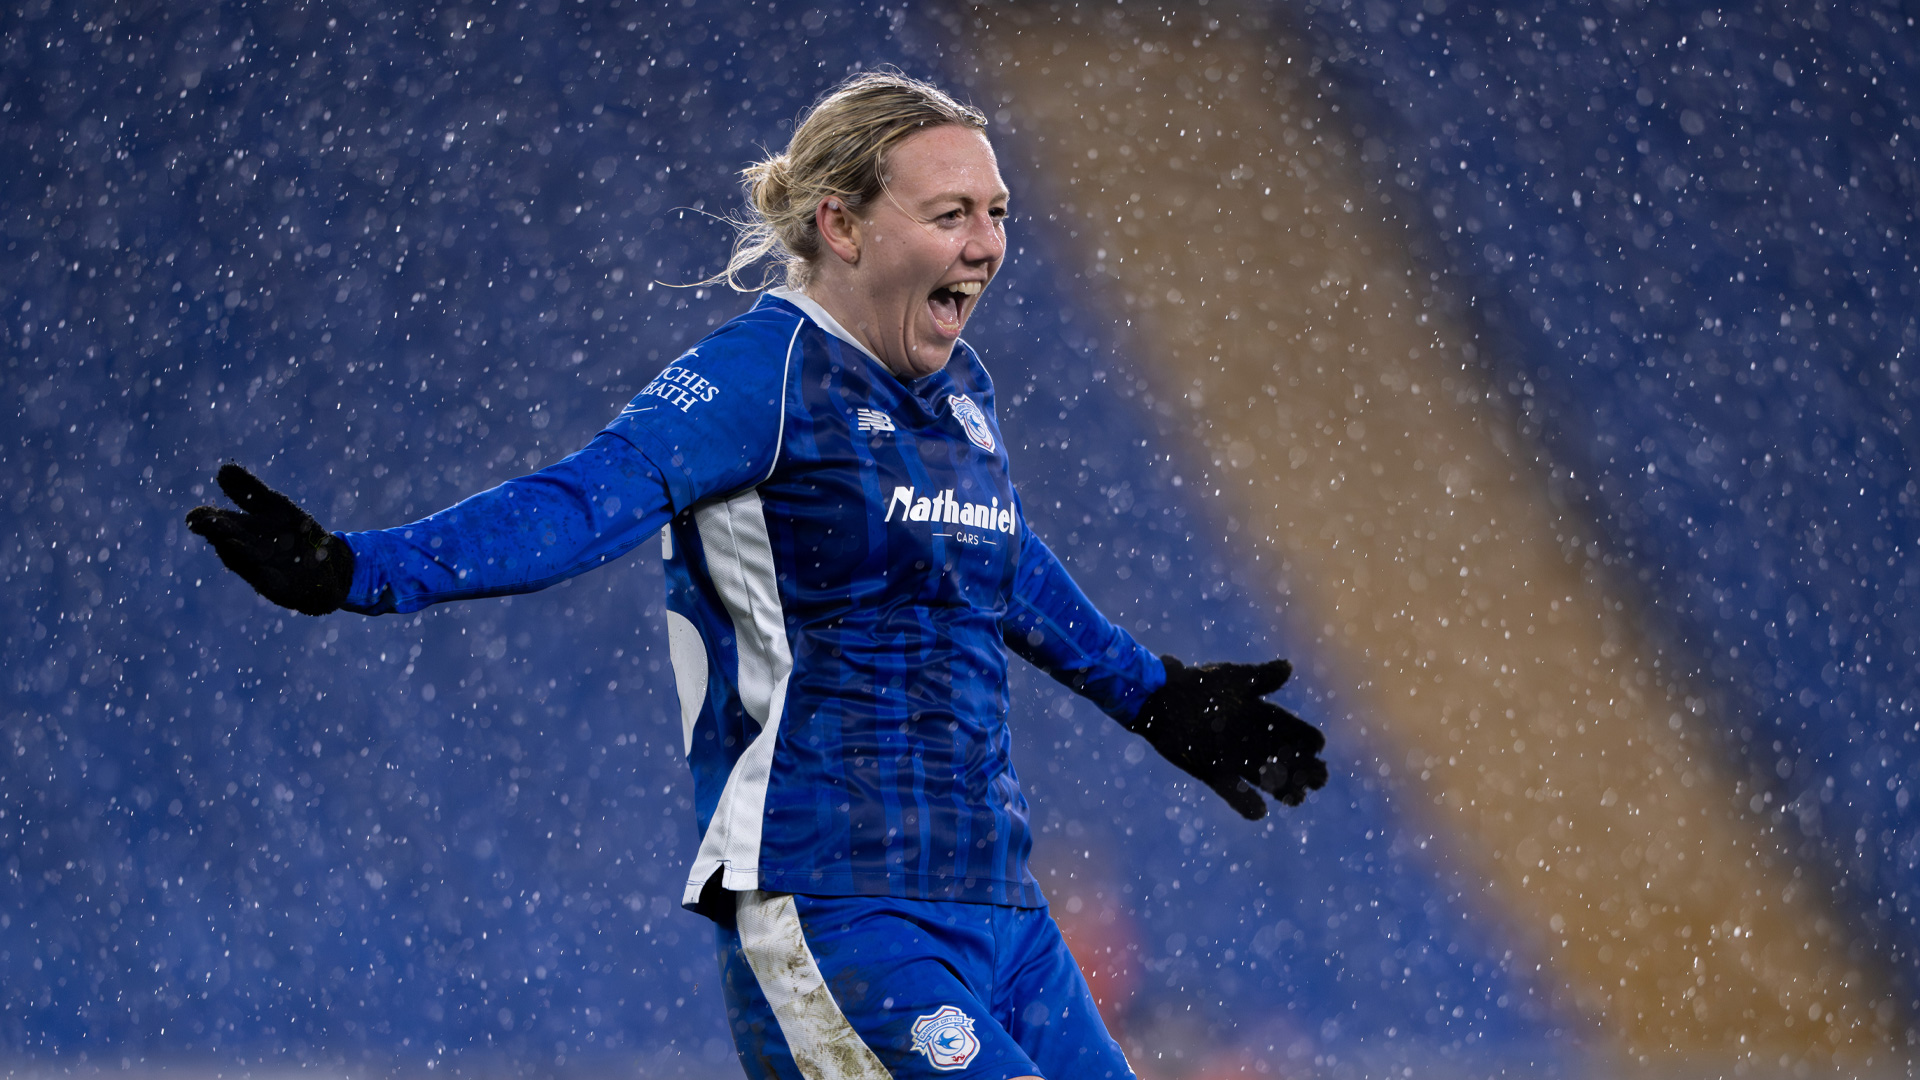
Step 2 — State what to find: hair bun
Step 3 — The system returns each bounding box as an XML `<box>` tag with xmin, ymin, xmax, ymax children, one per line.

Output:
<box><xmin>752</xmin><ymin>153</ymin><xmax>793</xmax><ymax>214</ymax></box>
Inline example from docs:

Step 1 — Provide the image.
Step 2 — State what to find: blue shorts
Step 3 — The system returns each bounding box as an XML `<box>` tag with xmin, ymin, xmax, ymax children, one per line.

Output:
<box><xmin>715</xmin><ymin>891</ymin><xmax>1135</xmax><ymax>1080</ymax></box>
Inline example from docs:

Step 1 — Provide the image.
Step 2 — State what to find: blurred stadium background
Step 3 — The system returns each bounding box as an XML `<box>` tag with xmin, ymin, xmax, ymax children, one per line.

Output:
<box><xmin>4</xmin><ymin>1</ymin><xmax>1917</xmax><ymax>1076</ymax></box>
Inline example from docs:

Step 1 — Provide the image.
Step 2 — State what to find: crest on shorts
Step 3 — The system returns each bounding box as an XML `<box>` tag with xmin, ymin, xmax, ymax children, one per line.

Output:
<box><xmin>910</xmin><ymin>1005</ymin><xmax>981</xmax><ymax>1071</ymax></box>
<box><xmin>946</xmin><ymin>394</ymin><xmax>995</xmax><ymax>454</ymax></box>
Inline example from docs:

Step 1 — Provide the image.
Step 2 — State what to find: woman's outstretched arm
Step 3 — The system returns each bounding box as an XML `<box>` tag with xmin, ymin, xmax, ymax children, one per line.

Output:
<box><xmin>187</xmin><ymin>431</ymin><xmax>676</xmax><ymax>617</ymax></box>
<box><xmin>338</xmin><ymin>432</ymin><xmax>675</xmax><ymax>615</ymax></box>
<box><xmin>1000</xmin><ymin>499</ymin><xmax>1327</xmax><ymax>819</ymax></box>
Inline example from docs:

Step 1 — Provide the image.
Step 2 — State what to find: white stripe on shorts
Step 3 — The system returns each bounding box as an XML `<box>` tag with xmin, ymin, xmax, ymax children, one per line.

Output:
<box><xmin>736</xmin><ymin>890</ymin><xmax>893</xmax><ymax>1080</ymax></box>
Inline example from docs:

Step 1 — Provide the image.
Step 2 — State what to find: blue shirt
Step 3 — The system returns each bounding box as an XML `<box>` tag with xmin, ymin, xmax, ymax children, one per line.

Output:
<box><xmin>341</xmin><ymin>291</ymin><xmax>1165</xmax><ymax>912</ymax></box>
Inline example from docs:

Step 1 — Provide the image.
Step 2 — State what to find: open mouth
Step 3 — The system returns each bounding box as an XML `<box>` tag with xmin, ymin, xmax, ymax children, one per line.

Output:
<box><xmin>927</xmin><ymin>280</ymin><xmax>984</xmax><ymax>336</ymax></box>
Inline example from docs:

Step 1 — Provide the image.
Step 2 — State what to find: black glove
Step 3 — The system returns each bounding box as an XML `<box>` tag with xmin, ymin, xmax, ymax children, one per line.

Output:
<box><xmin>1128</xmin><ymin>655</ymin><xmax>1328</xmax><ymax>820</ymax></box>
<box><xmin>184</xmin><ymin>463</ymin><xmax>354</xmax><ymax>616</ymax></box>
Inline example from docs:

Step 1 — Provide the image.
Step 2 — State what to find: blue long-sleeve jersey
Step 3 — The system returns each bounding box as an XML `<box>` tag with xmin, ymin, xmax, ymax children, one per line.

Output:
<box><xmin>341</xmin><ymin>290</ymin><xmax>1165</xmax><ymax>913</ymax></box>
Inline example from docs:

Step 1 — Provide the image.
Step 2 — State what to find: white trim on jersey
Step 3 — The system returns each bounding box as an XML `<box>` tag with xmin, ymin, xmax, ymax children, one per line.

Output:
<box><xmin>664</xmin><ymin>609</ymin><xmax>708</xmax><ymax>757</ymax></box>
<box><xmin>768</xmin><ymin>287</ymin><xmax>976</xmax><ymax>400</ymax></box>
<box><xmin>736</xmin><ymin>891</ymin><xmax>892</xmax><ymax>1080</ymax></box>
<box><xmin>768</xmin><ymin>287</ymin><xmax>882</xmax><ymax>368</ymax></box>
<box><xmin>684</xmin><ymin>489</ymin><xmax>794</xmax><ymax>902</ymax></box>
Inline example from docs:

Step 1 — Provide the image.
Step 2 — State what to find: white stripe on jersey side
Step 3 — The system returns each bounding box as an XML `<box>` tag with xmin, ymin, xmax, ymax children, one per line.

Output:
<box><xmin>679</xmin><ymin>318</ymin><xmax>798</xmax><ymax>903</ymax></box>
<box><xmin>736</xmin><ymin>891</ymin><xmax>892</xmax><ymax>1080</ymax></box>
<box><xmin>684</xmin><ymin>488</ymin><xmax>793</xmax><ymax>902</ymax></box>
<box><xmin>663</xmin><ymin>609</ymin><xmax>707</xmax><ymax>757</ymax></box>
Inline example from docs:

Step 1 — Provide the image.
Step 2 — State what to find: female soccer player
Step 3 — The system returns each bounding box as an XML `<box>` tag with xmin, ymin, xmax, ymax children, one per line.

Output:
<box><xmin>187</xmin><ymin>71</ymin><xmax>1327</xmax><ymax>1080</ymax></box>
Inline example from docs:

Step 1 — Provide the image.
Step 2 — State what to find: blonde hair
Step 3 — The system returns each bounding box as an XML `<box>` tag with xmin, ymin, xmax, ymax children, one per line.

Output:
<box><xmin>712</xmin><ymin>70</ymin><xmax>987</xmax><ymax>291</ymax></box>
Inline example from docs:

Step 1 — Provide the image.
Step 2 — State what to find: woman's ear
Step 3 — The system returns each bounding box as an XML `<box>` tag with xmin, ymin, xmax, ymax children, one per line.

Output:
<box><xmin>816</xmin><ymin>197</ymin><xmax>861</xmax><ymax>265</ymax></box>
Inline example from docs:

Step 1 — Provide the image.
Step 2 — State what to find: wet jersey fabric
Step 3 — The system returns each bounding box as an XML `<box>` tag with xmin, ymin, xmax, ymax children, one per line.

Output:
<box><xmin>718</xmin><ymin>891</ymin><xmax>1134</xmax><ymax>1080</ymax></box>
<box><xmin>339</xmin><ymin>290</ymin><xmax>1165</xmax><ymax>912</ymax></box>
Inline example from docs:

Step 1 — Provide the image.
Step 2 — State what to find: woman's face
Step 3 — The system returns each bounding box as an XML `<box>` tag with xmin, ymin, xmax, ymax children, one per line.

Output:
<box><xmin>814</xmin><ymin>125</ymin><xmax>1009</xmax><ymax>379</ymax></box>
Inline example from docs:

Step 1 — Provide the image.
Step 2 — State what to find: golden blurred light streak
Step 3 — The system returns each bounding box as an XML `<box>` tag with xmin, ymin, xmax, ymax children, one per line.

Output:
<box><xmin>962</xmin><ymin>1</ymin><xmax>1899</xmax><ymax>1066</ymax></box>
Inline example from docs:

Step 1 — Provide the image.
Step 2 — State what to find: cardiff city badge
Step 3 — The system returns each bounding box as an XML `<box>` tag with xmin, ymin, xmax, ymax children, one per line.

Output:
<box><xmin>910</xmin><ymin>1004</ymin><xmax>981</xmax><ymax>1071</ymax></box>
<box><xmin>946</xmin><ymin>394</ymin><xmax>996</xmax><ymax>454</ymax></box>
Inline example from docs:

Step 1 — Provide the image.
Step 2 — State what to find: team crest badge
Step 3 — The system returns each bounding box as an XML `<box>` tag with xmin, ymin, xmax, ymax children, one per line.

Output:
<box><xmin>946</xmin><ymin>394</ymin><xmax>996</xmax><ymax>454</ymax></box>
<box><xmin>910</xmin><ymin>1005</ymin><xmax>981</xmax><ymax>1071</ymax></box>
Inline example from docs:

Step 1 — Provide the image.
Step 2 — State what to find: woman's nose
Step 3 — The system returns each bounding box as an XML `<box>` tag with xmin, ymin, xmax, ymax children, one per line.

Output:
<box><xmin>963</xmin><ymin>213</ymin><xmax>1006</xmax><ymax>263</ymax></box>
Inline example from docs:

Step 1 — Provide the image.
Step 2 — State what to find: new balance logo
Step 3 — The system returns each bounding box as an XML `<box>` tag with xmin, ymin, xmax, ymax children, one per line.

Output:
<box><xmin>855</xmin><ymin>408</ymin><xmax>895</xmax><ymax>434</ymax></box>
